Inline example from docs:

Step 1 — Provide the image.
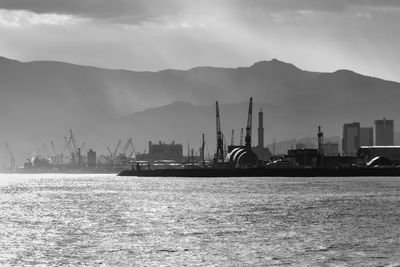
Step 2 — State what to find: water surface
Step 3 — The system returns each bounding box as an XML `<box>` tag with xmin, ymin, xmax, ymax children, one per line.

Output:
<box><xmin>0</xmin><ymin>174</ymin><xmax>399</xmax><ymax>266</ymax></box>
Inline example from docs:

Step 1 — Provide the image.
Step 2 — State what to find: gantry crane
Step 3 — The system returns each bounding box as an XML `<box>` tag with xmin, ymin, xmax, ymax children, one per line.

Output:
<box><xmin>245</xmin><ymin>97</ymin><xmax>253</xmax><ymax>150</ymax></box>
<box><xmin>215</xmin><ymin>101</ymin><xmax>224</xmax><ymax>163</ymax></box>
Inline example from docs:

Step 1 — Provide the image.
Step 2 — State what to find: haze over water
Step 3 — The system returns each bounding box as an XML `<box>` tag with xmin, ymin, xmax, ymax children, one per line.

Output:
<box><xmin>0</xmin><ymin>174</ymin><xmax>399</xmax><ymax>266</ymax></box>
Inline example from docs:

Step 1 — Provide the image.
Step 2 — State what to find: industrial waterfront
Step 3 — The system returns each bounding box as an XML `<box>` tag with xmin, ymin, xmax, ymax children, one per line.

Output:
<box><xmin>4</xmin><ymin>96</ymin><xmax>400</xmax><ymax>176</ymax></box>
<box><xmin>0</xmin><ymin>173</ymin><xmax>399</xmax><ymax>266</ymax></box>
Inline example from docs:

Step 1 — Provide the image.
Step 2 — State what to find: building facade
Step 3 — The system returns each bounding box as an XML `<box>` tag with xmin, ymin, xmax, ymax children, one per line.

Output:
<box><xmin>323</xmin><ymin>143</ymin><xmax>339</xmax><ymax>156</ymax></box>
<box><xmin>342</xmin><ymin>122</ymin><xmax>360</xmax><ymax>156</ymax></box>
<box><xmin>360</xmin><ymin>127</ymin><xmax>374</xmax><ymax>146</ymax></box>
<box><xmin>375</xmin><ymin>118</ymin><xmax>394</xmax><ymax>146</ymax></box>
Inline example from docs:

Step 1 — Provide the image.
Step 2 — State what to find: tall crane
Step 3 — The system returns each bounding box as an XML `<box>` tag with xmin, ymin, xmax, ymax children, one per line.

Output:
<box><xmin>317</xmin><ymin>126</ymin><xmax>324</xmax><ymax>168</ymax></box>
<box><xmin>240</xmin><ymin>128</ymin><xmax>244</xmax><ymax>146</ymax></box>
<box><xmin>4</xmin><ymin>142</ymin><xmax>15</xmax><ymax>171</ymax></box>
<box><xmin>230</xmin><ymin>129</ymin><xmax>234</xmax><ymax>146</ymax></box>
<box><xmin>113</xmin><ymin>140</ymin><xmax>122</xmax><ymax>159</ymax></box>
<box><xmin>122</xmin><ymin>138</ymin><xmax>132</xmax><ymax>157</ymax></box>
<box><xmin>80</xmin><ymin>141</ymin><xmax>86</xmax><ymax>151</ymax></box>
<box><xmin>200</xmin><ymin>133</ymin><xmax>205</xmax><ymax>165</ymax></box>
<box><xmin>69</xmin><ymin>129</ymin><xmax>78</xmax><ymax>154</ymax></box>
<box><xmin>215</xmin><ymin>101</ymin><xmax>224</xmax><ymax>163</ymax></box>
<box><xmin>50</xmin><ymin>141</ymin><xmax>57</xmax><ymax>157</ymax></box>
<box><xmin>128</xmin><ymin>140</ymin><xmax>136</xmax><ymax>158</ymax></box>
<box><xmin>245</xmin><ymin>97</ymin><xmax>253</xmax><ymax>149</ymax></box>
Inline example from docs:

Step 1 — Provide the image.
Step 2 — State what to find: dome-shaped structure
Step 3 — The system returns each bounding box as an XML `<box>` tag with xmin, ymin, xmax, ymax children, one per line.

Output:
<box><xmin>366</xmin><ymin>156</ymin><xmax>392</xmax><ymax>167</ymax></box>
<box><xmin>226</xmin><ymin>148</ymin><xmax>258</xmax><ymax>167</ymax></box>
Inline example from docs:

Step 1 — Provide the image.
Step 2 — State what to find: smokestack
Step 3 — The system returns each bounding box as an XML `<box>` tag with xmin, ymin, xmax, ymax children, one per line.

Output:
<box><xmin>258</xmin><ymin>109</ymin><xmax>264</xmax><ymax>148</ymax></box>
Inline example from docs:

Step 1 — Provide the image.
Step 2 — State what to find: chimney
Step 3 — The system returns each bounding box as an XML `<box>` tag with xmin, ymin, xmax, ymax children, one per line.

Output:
<box><xmin>258</xmin><ymin>109</ymin><xmax>264</xmax><ymax>148</ymax></box>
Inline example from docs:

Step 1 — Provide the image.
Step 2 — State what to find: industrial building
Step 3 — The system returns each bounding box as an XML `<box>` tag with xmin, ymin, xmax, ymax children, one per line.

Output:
<box><xmin>323</xmin><ymin>142</ymin><xmax>339</xmax><ymax>156</ymax></box>
<box><xmin>87</xmin><ymin>149</ymin><xmax>96</xmax><ymax>168</ymax></box>
<box><xmin>375</xmin><ymin>118</ymin><xmax>394</xmax><ymax>146</ymax></box>
<box><xmin>136</xmin><ymin>141</ymin><xmax>183</xmax><ymax>162</ymax></box>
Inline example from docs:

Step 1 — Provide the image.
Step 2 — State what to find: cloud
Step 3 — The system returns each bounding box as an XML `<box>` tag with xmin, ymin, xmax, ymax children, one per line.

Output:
<box><xmin>0</xmin><ymin>0</ymin><xmax>184</xmax><ymax>24</ymax></box>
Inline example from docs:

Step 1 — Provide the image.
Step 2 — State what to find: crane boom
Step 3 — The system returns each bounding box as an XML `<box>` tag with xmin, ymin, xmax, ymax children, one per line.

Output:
<box><xmin>107</xmin><ymin>147</ymin><xmax>113</xmax><ymax>157</ymax></box>
<box><xmin>80</xmin><ymin>141</ymin><xmax>86</xmax><ymax>151</ymax></box>
<box><xmin>113</xmin><ymin>140</ymin><xmax>122</xmax><ymax>158</ymax></box>
<box><xmin>122</xmin><ymin>138</ymin><xmax>132</xmax><ymax>155</ymax></box>
<box><xmin>245</xmin><ymin>97</ymin><xmax>253</xmax><ymax>149</ymax></box>
<box><xmin>215</xmin><ymin>101</ymin><xmax>224</xmax><ymax>162</ymax></box>
<box><xmin>69</xmin><ymin>129</ymin><xmax>78</xmax><ymax>153</ymax></box>
<box><xmin>4</xmin><ymin>142</ymin><xmax>13</xmax><ymax>157</ymax></box>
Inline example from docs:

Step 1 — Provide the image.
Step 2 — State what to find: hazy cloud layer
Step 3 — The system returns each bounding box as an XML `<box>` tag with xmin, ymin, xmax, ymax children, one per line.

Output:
<box><xmin>0</xmin><ymin>0</ymin><xmax>399</xmax><ymax>83</ymax></box>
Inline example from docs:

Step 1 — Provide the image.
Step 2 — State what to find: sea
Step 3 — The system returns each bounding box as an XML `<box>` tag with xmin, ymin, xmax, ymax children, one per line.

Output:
<box><xmin>0</xmin><ymin>174</ymin><xmax>399</xmax><ymax>266</ymax></box>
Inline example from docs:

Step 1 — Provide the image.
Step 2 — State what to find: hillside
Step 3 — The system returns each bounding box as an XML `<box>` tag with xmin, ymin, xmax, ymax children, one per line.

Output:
<box><xmin>1</xmin><ymin>56</ymin><xmax>400</xmax><ymax>165</ymax></box>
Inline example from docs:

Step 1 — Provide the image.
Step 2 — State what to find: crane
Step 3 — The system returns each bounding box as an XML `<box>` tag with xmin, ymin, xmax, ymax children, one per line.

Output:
<box><xmin>215</xmin><ymin>101</ymin><xmax>224</xmax><ymax>163</ymax></box>
<box><xmin>50</xmin><ymin>141</ymin><xmax>57</xmax><ymax>157</ymax></box>
<box><xmin>80</xmin><ymin>141</ymin><xmax>86</xmax><ymax>151</ymax></box>
<box><xmin>113</xmin><ymin>140</ymin><xmax>122</xmax><ymax>159</ymax></box>
<box><xmin>107</xmin><ymin>140</ymin><xmax>122</xmax><ymax>164</ymax></box>
<box><xmin>128</xmin><ymin>140</ymin><xmax>136</xmax><ymax>158</ymax></box>
<box><xmin>64</xmin><ymin>136</ymin><xmax>71</xmax><ymax>154</ymax></box>
<box><xmin>69</xmin><ymin>129</ymin><xmax>78</xmax><ymax>154</ymax></box>
<box><xmin>122</xmin><ymin>138</ymin><xmax>132</xmax><ymax>156</ymax></box>
<box><xmin>230</xmin><ymin>129</ymin><xmax>234</xmax><ymax>146</ymax></box>
<box><xmin>240</xmin><ymin>128</ymin><xmax>244</xmax><ymax>146</ymax></box>
<box><xmin>200</xmin><ymin>133</ymin><xmax>205</xmax><ymax>165</ymax></box>
<box><xmin>245</xmin><ymin>97</ymin><xmax>253</xmax><ymax>149</ymax></box>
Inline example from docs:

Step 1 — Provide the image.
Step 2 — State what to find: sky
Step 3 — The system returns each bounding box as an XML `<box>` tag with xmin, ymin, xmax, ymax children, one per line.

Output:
<box><xmin>0</xmin><ymin>0</ymin><xmax>399</xmax><ymax>82</ymax></box>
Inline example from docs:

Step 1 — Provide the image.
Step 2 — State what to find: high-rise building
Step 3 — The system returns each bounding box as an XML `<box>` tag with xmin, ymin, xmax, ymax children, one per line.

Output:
<box><xmin>342</xmin><ymin>122</ymin><xmax>360</xmax><ymax>156</ymax></box>
<box><xmin>375</xmin><ymin>118</ymin><xmax>394</xmax><ymax>146</ymax></box>
<box><xmin>87</xmin><ymin>149</ymin><xmax>96</xmax><ymax>167</ymax></box>
<box><xmin>360</xmin><ymin>127</ymin><xmax>374</xmax><ymax>146</ymax></box>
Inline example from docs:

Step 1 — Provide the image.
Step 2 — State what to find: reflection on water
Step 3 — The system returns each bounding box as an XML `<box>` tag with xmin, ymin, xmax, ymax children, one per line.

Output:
<box><xmin>0</xmin><ymin>174</ymin><xmax>400</xmax><ymax>266</ymax></box>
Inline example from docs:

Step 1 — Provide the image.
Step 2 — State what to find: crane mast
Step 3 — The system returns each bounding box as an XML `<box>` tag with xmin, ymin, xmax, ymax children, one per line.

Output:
<box><xmin>200</xmin><ymin>133</ymin><xmax>205</xmax><ymax>165</ymax></box>
<box><xmin>245</xmin><ymin>97</ymin><xmax>253</xmax><ymax>149</ymax></box>
<box><xmin>215</xmin><ymin>101</ymin><xmax>224</xmax><ymax>162</ymax></box>
<box><xmin>69</xmin><ymin>129</ymin><xmax>78</xmax><ymax>154</ymax></box>
<box><xmin>240</xmin><ymin>128</ymin><xmax>244</xmax><ymax>146</ymax></box>
<box><xmin>230</xmin><ymin>129</ymin><xmax>234</xmax><ymax>146</ymax></box>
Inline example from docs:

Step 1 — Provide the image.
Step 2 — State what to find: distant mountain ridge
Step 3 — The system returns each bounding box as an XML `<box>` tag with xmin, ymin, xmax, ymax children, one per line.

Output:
<box><xmin>0</xmin><ymin>56</ymin><xmax>400</xmax><ymax>165</ymax></box>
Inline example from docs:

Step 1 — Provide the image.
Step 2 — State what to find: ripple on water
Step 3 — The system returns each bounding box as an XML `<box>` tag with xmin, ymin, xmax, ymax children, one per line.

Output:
<box><xmin>0</xmin><ymin>175</ymin><xmax>400</xmax><ymax>266</ymax></box>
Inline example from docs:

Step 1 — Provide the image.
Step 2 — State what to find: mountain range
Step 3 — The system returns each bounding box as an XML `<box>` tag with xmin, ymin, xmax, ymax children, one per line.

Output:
<box><xmin>0</xmin><ymin>56</ymin><xmax>399</xmax><ymax>165</ymax></box>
